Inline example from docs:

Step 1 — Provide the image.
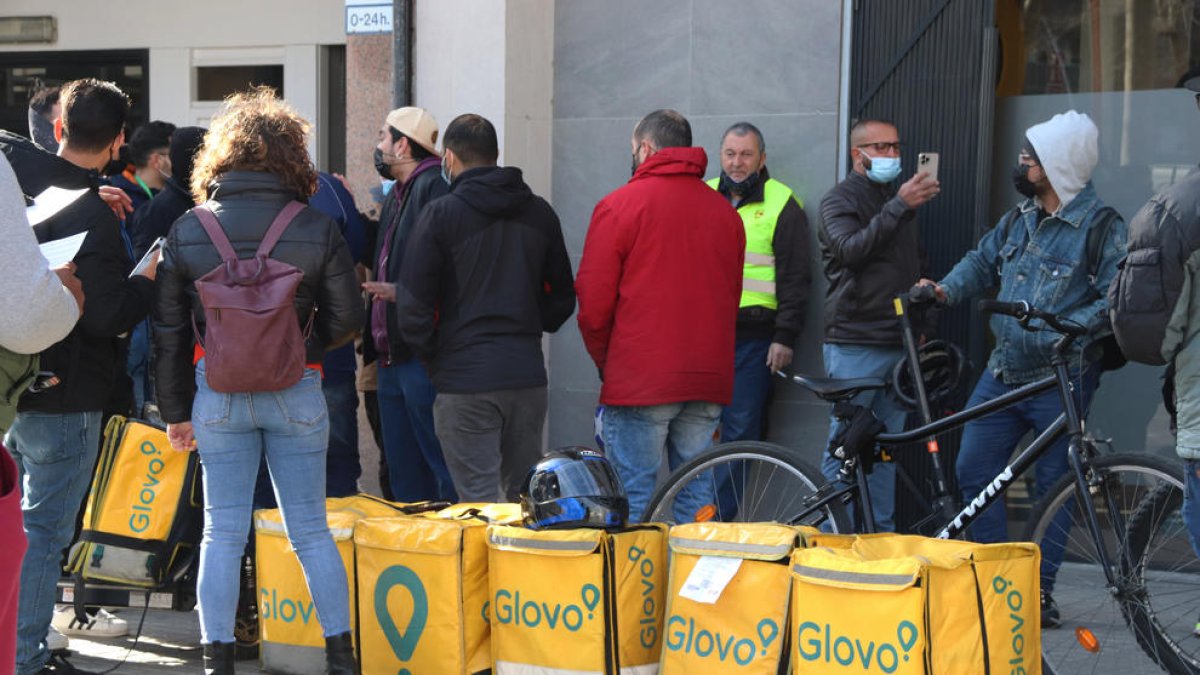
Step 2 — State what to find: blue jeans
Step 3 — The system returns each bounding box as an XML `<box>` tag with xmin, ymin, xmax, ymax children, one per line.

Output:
<box><xmin>956</xmin><ymin>367</ymin><xmax>1099</xmax><ymax>593</ymax></box>
<box><xmin>603</xmin><ymin>401</ymin><xmax>722</xmax><ymax>523</ymax></box>
<box><xmin>192</xmin><ymin>363</ymin><xmax>349</xmax><ymax>643</ymax></box>
<box><xmin>715</xmin><ymin>338</ymin><xmax>773</xmax><ymax>518</ymax></box>
<box><xmin>251</xmin><ymin>374</ymin><xmax>362</xmax><ymax>509</ymax></box>
<box><xmin>377</xmin><ymin>360</ymin><xmax>457</xmax><ymax>503</ymax></box>
<box><xmin>1183</xmin><ymin>459</ymin><xmax>1200</xmax><ymax>559</ymax></box>
<box><xmin>820</xmin><ymin>343</ymin><xmax>905</xmax><ymax>532</ymax></box>
<box><xmin>6</xmin><ymin>410</ymin><xmax>103</xmax><ymax>674</ymax></box>
<box><xmin>323</xmin><ymin>375</ymin><xmax>360</xmax><ymax>498</ymax></box>
<box><xmin>127</xmin><ymin>320</ymin><xmax>151</xmax><ymax>416</ymax></box>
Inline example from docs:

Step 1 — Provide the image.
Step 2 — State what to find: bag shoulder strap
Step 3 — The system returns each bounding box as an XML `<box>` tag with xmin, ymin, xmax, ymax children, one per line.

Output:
<box><xmin>1086</xmin><ymin>205</ymin><xmax>1119</xmax><ymax>279</ymax></box>
<box><xmin>256</xmin><ymin>201</ymin><xmax>306</xmax><ymax>258</ymax></box>
<box><xmin>193</xmin><ymin>206</ymin><xmax>237</xmax><ymax>263</ymax></box>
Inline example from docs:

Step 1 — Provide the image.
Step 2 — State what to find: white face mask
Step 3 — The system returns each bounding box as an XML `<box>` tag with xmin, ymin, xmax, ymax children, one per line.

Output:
<box><xmin>441</xmin><ymin>154</ymin><xmax>453</xmax><ymax>184</ymax></box>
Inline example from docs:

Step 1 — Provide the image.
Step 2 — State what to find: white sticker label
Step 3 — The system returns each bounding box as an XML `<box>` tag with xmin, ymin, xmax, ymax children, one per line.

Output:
<box><xmin>678</xmin><ymin>555</ymin><xmax>742</xmax><ymax>604</ymax></box>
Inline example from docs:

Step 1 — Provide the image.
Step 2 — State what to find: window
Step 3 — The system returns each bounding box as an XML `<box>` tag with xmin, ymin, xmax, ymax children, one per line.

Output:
<box><xmin>195</xmin><ymin>65</ymin><xmax>284</xmax><ymax>101</ymax></box>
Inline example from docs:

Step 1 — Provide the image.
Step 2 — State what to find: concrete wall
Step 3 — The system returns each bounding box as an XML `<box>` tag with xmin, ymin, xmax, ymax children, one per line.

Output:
<box><xmin>547</xmin><ymin>0</ymin><xmax>846</xmax><ymax>468</ymax></box>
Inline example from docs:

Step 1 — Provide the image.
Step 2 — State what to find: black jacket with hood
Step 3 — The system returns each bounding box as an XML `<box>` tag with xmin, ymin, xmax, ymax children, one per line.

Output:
<box><xmin>0</xmin><ymin>130</ymin><xmax>156</xmax><ymax>413</ymax></box>
<box><xmin>153</xmin><ymin>171</ymin><xmax>364</xmax><ymax>423</ymax></box>
<box><xmin>396</xmin><ymin>165</ymin><xmax>576</xmax><ymax>394</ymax></box>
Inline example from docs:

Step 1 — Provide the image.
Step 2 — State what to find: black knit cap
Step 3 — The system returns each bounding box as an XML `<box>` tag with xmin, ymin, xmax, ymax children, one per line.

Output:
<box><xmin>169</xmin><ymin>126</ymin><xmax>207</xmax><ymax>189</ymax></box>
<box><xmin>1178</xmin><ymin>65</ymin><xmax>1200</xmax><ymax>93</ymax></box>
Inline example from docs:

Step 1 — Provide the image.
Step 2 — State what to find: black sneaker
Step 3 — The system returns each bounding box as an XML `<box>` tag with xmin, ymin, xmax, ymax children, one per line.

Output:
<box><xmin>38</xmin><ymin>652</ymin><xmax>97</xmax><ymax>674</ymax></box>
<box><xmin>1041</xmin><ymin>590</ymin><xmax>1061</xmax><ymax>628</ymax></box>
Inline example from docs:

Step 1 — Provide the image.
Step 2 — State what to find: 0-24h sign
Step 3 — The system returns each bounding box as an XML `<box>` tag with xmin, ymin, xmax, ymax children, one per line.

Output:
<box><xmin>345</xmin><ymin>0</ymin><xmax>392</xmax><ymax>35</ymax></box>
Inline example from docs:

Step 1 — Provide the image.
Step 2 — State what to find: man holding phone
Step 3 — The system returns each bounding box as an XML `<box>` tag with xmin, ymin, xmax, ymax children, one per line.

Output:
<box><xmin>817</xmin><ymin>118</ymin><xmax>939</xmax><ymax>532</ymax></box>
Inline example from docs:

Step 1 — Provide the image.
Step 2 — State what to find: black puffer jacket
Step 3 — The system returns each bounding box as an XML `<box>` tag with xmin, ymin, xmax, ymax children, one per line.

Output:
<box><xmin>818</xmin><ymin>171</ymin><xmax>922</xmax><ymax>345</ymax></box>
<box><xmin>153</xmin><ymin>171</ymin><xmax>363</xmax><ymax>423</ymax></box>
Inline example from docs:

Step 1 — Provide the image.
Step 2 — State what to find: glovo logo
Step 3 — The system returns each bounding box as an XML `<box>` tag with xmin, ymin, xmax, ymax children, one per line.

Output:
<box><xmin>796</xmin><ymin>620</ymin><xmax>920</xmax><ymax>673</ymax></box>
<box><xmin>992</xmin><ymin>575</ymin><xmax>1029</xmax><ymax>675</ymax></box>
<box><xmin>490</xmin><ymin>584</ymin><xmax>601</xmax><ymax>632</ymax></box>
<box><xmin>665</xmin><ymin>615</ymin><xmax>780</xmax><ymax>665</ymax></box>
<box><xmin>260</xmin><ymin>587</ymin><xmax>316</xmax><ymax>625</ymax></box>
<box><xmin>374</xmin><ymin>564</ymin><xmax>429</xmax><ymax>675</ymax></box>
<box><xmin>128</xmin><ymin>440</ymin><xmax>167</xmax><ymax>533</ymax></box>
<box><xmin>628</xmin><ymin>544</ymin><xmax>658</xmax><ymax>649</ymax></box>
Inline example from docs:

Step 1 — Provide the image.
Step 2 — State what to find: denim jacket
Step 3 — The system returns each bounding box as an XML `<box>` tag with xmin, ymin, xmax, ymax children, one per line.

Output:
<box><xmin>939</xmin><ymin>182</ymin><xmax>1127</xmax><ymax>383</ymax></box>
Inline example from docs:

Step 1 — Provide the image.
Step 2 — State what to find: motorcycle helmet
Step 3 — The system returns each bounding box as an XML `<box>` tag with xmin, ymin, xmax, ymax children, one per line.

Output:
<box><xmin>520</xmin><ymin>447</ymin><xmax>629</xmax><ymax>530</ymax></box>
<box><xmin>891</xmin><ymin>340</ymin><xmax>968</xmax><ymax>411</ymax></box>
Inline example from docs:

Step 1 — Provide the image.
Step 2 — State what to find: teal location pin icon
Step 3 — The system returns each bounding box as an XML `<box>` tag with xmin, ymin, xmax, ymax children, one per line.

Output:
<box><xmin>757</xmin><ymin>618</ymin><xmax>779</xmax><ymax>656</ymax></box>
<box><xmin>374</xmin><ymin>565</ymin><xmax>428</xmax><ymax>675</ymax></box>
<box><xmin>581</xmin><ymin>584</ymin><xmax>600</xmax><ymax>620</ymax></box>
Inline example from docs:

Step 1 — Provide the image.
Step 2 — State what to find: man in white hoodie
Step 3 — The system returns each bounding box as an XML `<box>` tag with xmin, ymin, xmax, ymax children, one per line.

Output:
<box><xmin>919</xmin><ymin>111</ymin><xmax>1127</xmax><ymax>626</ymax></box>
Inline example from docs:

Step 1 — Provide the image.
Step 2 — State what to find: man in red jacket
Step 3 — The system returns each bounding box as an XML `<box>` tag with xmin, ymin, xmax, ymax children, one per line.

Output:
<box><xmin>576</xmin><ymin>109</ymin><xmax>745</xmax><ymax>523</ymax></box>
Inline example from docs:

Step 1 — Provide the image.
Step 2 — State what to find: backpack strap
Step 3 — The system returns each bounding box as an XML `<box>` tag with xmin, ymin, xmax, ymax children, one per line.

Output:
<box><xmin>1085</xmin><ymin>206</ymin><xmax>1119</xmax><ymax>281</ymax></box>
<box><xmin>193</xmin><ymin>206</ymin><xmax>238</xmax><ymax>263</ymax></box>
<box><xmin>256</xmin><ymin>201</ymin><xmax>306</xmax><ymax>258</ymax></box>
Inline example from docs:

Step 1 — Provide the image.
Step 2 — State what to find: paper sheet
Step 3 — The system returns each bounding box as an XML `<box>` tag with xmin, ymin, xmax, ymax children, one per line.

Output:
<box><xmin>26</xmin><ymin>186</ymin><xmax>88</xmax><ymax>226</ymax></box>
<box><xmin>38</xmin><ymin>232</ymin><xmax>87</xmax><ymax>268</ymax></box>
<box><xmin>678</xmin><ymin>555</ymin><xmax>742</xmax><ymax>604</ymax></box>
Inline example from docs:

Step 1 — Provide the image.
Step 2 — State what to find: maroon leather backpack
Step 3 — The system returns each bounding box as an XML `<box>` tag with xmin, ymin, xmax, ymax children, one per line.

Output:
<box><xmin>192</xmin><ymin>201</ymin><xmax>311</xmax><ymax>393</ymax></box>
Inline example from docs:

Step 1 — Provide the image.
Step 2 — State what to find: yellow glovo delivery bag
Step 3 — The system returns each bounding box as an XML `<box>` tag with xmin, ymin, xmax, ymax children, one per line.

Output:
<box><xmin>486</xmin><ymin>523</ymin><xmax>667</xmax><ymax>675</ymax></box>
<box><xmin>658</xmin><ymin>523</ymin><xmax>799</xmax><ymax>674</ymax></box>
<box><xmin>254</xmin><ymin>495</ymin><xmax>406</xmax><ymax>675</ymax></box>
<box><xmin>790</xmin><ymin>534</ymin><xmax>1041</xmax><ymax>675</ymax></box>
<box><xmin>67</xmin><ymin>416</ymin><xmax>202</xmax><ymax>588</ymax></box>
<box><xmin>354</xmin><ymin>503</ymin><xmax>521</xmax><ymax>675</ymax></box>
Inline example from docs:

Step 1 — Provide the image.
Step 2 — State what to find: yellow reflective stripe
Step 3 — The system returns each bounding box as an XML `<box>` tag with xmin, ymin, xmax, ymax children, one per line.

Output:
<box><xmin>743</xmin><ymin>279</ymin><xmax>776</xmax><ymax>294</ymax></box>
<box><xmin>744</xmin><ymin>252</ymin><xmax>776</xmax><ymax>266</ymax></box>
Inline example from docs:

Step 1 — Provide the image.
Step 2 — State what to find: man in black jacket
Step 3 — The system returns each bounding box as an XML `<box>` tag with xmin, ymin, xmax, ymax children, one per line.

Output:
<box><xmin>361</xmin><ymin>107</ymin><xmax>457</xmax><ymax>502</ymax></box>
<box><xmin>127</xmin><ymin>125</ymin><xmax>205</xmax><ymax>258</ymax></box>
<box><xmin>816</xmin><ymin>118</ymin><xmax>938</xmax><ymax>531</ymax></box>
<box><xmin>397</xmin><ymin>114</ymin><xmax>575</xmax><ymax>502</ymax></box>
<box><xmin>1</xmin><ymin>78</ymin><xmax>155</xmax><ymax>675</ymax></box>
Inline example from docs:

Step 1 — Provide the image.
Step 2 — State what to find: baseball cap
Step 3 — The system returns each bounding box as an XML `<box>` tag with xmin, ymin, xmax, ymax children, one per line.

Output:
<box><xmin>385</xmin><ymin>107</ymin><xmax>439</xmax><ymax>155</ymax></box>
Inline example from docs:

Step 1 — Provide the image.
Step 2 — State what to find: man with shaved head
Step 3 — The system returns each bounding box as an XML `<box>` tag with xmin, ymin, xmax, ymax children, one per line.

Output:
<box><xmin>817</xmin><ymin>118</ymin><xmax>939</xmax><ymax>531</ymax></box>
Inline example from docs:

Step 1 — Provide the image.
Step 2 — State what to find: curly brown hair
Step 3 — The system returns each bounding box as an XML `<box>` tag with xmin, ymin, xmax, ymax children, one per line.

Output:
<box><xmin>190</xmin><ymin>87</ymin><xmax>317</xmax><ymax>203</ymax></box>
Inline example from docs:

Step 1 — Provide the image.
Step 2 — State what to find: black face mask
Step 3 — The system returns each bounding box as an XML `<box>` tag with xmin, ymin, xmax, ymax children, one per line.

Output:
<box><xmin>373</xmin><ymin>148</ymin><xmax>393</xmax><ymax>180</ymax></box>
<box><xmin>718</xmin><ymin>170</ymin><xmax>761</xmax><ymax>197</ymax></box>
<box><xmin>1011</xmin><ymin>163</ymin><xmax>1039</xmax><ymax>199</ymax></box>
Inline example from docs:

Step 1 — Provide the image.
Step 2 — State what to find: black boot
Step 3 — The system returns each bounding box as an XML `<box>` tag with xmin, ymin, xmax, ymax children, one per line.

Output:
<box><xmin>203</xmin><ymin>641</ymin><xmax>235</xmax><ymax>675</ymax></box>
<box><xmin>325</xmin><ymin>632</ymin><xmax>357</xmax><ymax>675</ymax></box>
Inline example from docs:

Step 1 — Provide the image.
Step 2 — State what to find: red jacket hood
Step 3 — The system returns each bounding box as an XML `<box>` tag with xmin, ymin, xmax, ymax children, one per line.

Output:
<box><xmin>630</xmin><ymin>146</ymin><xmax>708</xmax><ymax>182</ymax></box>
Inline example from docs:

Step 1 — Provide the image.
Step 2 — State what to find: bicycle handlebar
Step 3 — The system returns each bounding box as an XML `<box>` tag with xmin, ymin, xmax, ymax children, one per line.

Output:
<box><xmin>977</xmin><ymin>299</ymin><xmax>1087</xmax><ymax>337</ymax></box>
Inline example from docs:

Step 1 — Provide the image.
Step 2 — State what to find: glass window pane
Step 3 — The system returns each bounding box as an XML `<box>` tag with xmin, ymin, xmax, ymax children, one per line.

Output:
<box><xmin>195</xmin><ymin>65</ymin><xmax>283</xmax><ymax>101</ymax></box>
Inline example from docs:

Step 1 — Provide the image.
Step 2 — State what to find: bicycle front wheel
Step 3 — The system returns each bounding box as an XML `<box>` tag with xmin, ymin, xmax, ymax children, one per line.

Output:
<box><xmin>643</xmin><ymin>440</ymin><xmax>851</xmax><ymax>531</ymax></box>
<box><xmin>1022</xmin><ymin>453</ymin><xmax>1191</xmax><ymax>675</ymax></box>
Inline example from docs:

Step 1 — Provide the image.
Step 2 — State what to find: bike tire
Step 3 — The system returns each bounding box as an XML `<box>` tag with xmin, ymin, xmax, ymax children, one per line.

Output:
<box><xmin>1022</xmin><ymin>453</ymin><xmax>1189</xmax><ymax>675</ymax></box>
<box><xmin>643</xmin><ymin>440</ymin><xmax>852</xmax><ymax>531</ymax></box>
<box><xmin>1122</xmin><ymin>477</ymin><xmax>1200</xmax><ymax>673</ymax></box>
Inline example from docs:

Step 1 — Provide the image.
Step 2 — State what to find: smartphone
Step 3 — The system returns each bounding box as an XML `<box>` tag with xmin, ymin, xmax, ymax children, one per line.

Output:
<box><xmin>130</xmin><ymin>237</ymin><xmax>165</xmax><ymax>278</ymax></box>
<box><xmin>917</xmin><ymin>152</ymin><xmax>939</xmax><ymax>182</ymax></box>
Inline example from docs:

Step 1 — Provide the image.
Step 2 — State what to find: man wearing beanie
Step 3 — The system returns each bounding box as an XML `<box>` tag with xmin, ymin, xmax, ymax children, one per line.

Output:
<box><xmin>361</xmin><ymin>107</ymin><xmax>458</xmax><ymax>502</ymax></box>
<box><xmin>920</xmin><ymin>110</ymin><xmax>1127</xmax><ymax>626</ymax></box>
<box><xmin>128</xmin><ymin>125</ymin><xmax>206</xmax><ymax>257</ymax></box>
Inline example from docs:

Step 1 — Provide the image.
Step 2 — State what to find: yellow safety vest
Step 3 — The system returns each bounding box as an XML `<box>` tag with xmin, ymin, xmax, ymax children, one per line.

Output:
<box><xmin>707</xmin><ymin>177</ymin><xmax>800</xmax><ymax>310</ymax></box>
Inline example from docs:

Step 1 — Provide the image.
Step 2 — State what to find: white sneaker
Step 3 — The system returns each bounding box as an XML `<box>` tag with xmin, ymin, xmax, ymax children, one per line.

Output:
<box><xmin>51</xmin><ymin>605</ymin><xmax>129</xmax><ymax>638</ymax></box>
<box><xmin>45</xmin><ymin>625</ymin><xmax>69</xmax><ymax>652</ymax></box>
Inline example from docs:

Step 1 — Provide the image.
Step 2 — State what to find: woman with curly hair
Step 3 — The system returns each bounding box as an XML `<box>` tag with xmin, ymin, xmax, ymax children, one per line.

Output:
<box><xmin>152</xmin><ymin>88</ymin><xmax>362</xmax><ymax>675</ymax></box>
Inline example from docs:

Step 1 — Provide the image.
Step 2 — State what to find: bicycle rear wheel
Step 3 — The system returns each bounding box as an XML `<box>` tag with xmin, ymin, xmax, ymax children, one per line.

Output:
<box><xmin>643</xmin><ymin>440</ymin><xmax>851</xmax><ymax>531</ymax></box>
<box><xmin>1022</xmin><ymin>453</ymin><xmax>1190</xmax><ymax>675</ymax></box>
<box><xmin>1123</xmin><ymin>478</ymin><xmax>1200</xmax><ymax>673</ymax></box>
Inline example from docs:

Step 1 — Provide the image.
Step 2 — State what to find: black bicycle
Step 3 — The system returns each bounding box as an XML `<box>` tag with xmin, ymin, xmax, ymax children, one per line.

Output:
<box><xmin>645</xmin><ymin>293</ymin><xmax>1197</xmax><ymax>674</ymax></box>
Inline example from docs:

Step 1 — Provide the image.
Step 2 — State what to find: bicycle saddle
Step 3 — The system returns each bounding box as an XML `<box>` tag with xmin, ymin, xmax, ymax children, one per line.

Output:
<box><xmin>788</xmin><ymin>375</ymin><xmax>886</xmax><ymax>401</ymax></box>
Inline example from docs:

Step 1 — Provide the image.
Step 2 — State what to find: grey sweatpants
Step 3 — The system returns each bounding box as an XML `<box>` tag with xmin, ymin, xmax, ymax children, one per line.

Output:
<box><xmin>432</xmin><ymin>386</ymin><xmax>548</xmax><ymax>502</ymax></box>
